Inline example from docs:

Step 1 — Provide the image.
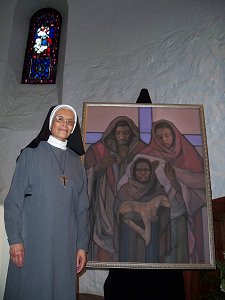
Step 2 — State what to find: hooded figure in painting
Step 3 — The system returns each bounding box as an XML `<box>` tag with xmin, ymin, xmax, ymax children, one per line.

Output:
<box><xmin>141</xmin><ymin>119</ymin><xmax>207</xmax><ymax>263</ymax></box>
<box><xmin>84</xmin><ymin>116</ymin><xmax>146</xmax><ymax>262</ymax></box>
<box><xmin>114</xmin><ymin>155</ymin><xmax>171</xmax><ymax>263</ymax></box>
<box><xmin>4</xmin><ymin>105</ymin><xmax>90</xmax><ymax>300</ymax></box>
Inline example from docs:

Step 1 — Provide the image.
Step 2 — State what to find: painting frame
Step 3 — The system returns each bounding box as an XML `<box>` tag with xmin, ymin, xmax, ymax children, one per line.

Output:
<box><xmin>82</xmin><ymin>102</ymin><xmax>215</xmax><ymax>270</ymax></box>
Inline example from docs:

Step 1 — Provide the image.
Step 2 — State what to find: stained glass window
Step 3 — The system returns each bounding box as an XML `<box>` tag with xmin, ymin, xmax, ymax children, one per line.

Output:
<box><xmin>21</xmin><ymin>8</ymin><xmax>62</xmax><ymax>84</ymax></box>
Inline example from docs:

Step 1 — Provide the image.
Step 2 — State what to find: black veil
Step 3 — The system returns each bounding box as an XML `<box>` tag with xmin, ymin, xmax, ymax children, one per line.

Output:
<box><xmin>21</xmin><ymin>105</ymin><xmax>85</xmax><ymax>157</ymax></box>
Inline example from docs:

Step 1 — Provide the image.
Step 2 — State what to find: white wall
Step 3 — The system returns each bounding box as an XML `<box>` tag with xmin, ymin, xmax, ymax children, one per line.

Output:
<box><xmin>63</xmin><ymin>0</ymin><xmax>225</xmax><ymax>198</ymax></box>
<box><xmin>0</xmin><ymin>0</ymin><xmax>225</xmax><ymax>297</ymax></box>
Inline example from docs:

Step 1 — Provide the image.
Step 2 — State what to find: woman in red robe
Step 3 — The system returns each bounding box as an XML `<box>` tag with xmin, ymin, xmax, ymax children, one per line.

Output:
<box><xmin>141</xmin><ymin>119</ymin><xmax>207</xmax><ymax>263</ymax></box>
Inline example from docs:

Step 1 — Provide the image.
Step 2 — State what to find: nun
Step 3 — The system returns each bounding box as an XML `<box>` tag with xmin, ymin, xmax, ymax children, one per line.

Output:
<box><xmin>4</xmin><ymin>104</ymin><xmax>90</xmax><ymax>300</ymax></box>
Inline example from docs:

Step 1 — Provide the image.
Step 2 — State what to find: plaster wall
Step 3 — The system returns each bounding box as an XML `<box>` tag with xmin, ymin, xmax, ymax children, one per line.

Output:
<box><xmin>63</xmin><ymin>0</ymin><xmax>225</xmax><ymax>199</ymax></box>
<box><xmin>0</xmin><ymin>0</ymin><xmax>225</xmax><ymax>297</ymax></box>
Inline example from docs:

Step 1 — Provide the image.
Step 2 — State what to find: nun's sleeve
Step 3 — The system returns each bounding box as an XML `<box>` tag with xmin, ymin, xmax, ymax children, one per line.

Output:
<box><xmin>4</xmin><ymin>149</ymin><xmax>32</xmax><ymax>245</ymax></box>
<box><xmin>76</xmin><ymin>164</ymin><xmax>90</xmax><ymax>253</ymax></box>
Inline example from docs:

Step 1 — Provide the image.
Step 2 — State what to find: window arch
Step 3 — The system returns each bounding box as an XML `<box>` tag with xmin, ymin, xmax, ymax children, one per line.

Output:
<box><xmin>21</xmin><ymin>8</ymin><xmax>62</xmax><ymax>84</ymax></box>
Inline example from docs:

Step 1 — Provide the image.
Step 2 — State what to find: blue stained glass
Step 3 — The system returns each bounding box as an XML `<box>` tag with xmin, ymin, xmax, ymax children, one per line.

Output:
<box><xmin>30</xmin><ymin>58</ymin><xmax>50</xmax><ymax>81</ymax></box>
<box><xmin>21</xmin><ymin>8</ymin><xmax>62</xmax><ymax>84</ymax></box>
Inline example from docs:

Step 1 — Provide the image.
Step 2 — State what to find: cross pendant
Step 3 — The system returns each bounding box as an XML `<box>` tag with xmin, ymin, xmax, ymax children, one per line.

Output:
<box><xmin>60</xmin><ymin>175</ymin><xmax>68</xmax><ymax>187</ymax></box>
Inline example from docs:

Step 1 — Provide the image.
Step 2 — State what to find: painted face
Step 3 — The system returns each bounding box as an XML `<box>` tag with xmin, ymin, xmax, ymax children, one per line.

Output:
<box><xmin>114</xmin><ymin>126</ymin><xmax>131</xmax><ymax>146</ymax></box>
<box><xmin>155</xmin><ymin>127</ymin><xmax>174</xmax><ymax>149</ymax></box>
<box><xmin>134</xmin><ymin>161</ymin><xmax>152</xmax><ymax>183</ymax></box>
<box><xmin>51</xmin><ymin>108</ymin><xmax>75</xmax><ymax>142</ymax></box>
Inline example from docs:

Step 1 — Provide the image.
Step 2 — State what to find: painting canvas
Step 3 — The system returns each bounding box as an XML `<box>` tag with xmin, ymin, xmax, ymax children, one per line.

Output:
<box><xmin>82</xmin><ymin>102</ymin><xmax>215</xmax><ymax>269</ymax></box>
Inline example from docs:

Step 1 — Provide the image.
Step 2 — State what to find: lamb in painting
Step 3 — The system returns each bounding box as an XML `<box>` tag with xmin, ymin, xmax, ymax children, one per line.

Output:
<box><xmin>117</xmin><ymin>195</ymin><xmax>171</xmax><ymax>246</ymax></box>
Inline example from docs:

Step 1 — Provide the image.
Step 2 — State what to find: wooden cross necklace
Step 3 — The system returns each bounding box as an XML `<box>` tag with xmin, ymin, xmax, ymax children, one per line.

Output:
<box><xmin>49</xmin><ymin>146</ymin><xmax>68</xmax><ymax>188</ymax></box>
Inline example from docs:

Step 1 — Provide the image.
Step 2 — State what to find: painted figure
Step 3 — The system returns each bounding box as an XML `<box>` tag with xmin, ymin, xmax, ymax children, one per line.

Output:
<box><xmin>114</xmin><ymin>156</ymin><xmax>171</xmax><ymax>262</ymax></box>
<box><xmin>141</xmin><ymin>119</ymin><xmax>207</xmax><ymax>263</ymax></box>
<box><xmin>84</xmin><ymin>116</ymin><xmax>146</xmax><ymax>261</ymax></box>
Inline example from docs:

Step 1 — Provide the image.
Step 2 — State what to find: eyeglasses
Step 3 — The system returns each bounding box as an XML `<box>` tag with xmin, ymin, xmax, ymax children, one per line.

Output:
<box><xmin>135</xmin><ymin>168</ymin><xmax>151</xmax><ymax>173</ymax></box>
<box><xmin>55</xmin><ymin>115</ymin><xmax>75</xmax><ymax>126</ymax></box>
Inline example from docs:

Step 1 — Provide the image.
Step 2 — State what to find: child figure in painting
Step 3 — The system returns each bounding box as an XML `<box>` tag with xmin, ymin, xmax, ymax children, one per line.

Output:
<box><xmin>114</xmin><ymin>156</ymin><xmax>171</xmax><ymax>263</ymax></box>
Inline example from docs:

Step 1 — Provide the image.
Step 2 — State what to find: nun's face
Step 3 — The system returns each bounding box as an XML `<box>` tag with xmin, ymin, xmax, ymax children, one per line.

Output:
<box><xmin>51</xmin><ymin>108</ymin><xmax>75</xmax><ymax>141</ymax></box>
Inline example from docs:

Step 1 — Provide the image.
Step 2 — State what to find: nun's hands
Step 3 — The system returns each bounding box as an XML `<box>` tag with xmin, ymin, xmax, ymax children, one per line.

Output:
<box><xmin>10</xmin><ymin>243</ymin><xmax>25</xmax><ymax>267</ymax></box>
<box><xmin>76</xmin><ymin>249</ymin><xmax>87</xmax><ymax>274</ymax></box>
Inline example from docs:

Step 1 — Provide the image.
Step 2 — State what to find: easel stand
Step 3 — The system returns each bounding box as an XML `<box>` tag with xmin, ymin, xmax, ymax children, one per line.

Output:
<box><xmin>104</xmin><ymin>268</ymin><xmax>185</xmax><ymax>300</ymax></box>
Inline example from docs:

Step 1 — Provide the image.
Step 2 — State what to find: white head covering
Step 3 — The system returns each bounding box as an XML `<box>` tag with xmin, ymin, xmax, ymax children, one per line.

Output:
<box><xmin>49</xmin><ymin>104</ymin><xmax>77</xmax><ymax>133</ymax></box>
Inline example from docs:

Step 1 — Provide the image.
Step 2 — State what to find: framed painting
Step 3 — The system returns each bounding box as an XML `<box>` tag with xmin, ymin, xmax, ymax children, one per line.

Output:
<box><xmin>82</xmin><ymin>102</ymin><xmax>215</xmax><ymax>269</ymax></box>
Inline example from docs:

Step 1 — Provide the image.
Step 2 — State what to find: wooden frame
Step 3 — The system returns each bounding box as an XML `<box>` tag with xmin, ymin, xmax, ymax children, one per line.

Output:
<box><xmin>82</xmin><ymin>102</ymin><xmax>215</xmax><ymax>269</ymax></box>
